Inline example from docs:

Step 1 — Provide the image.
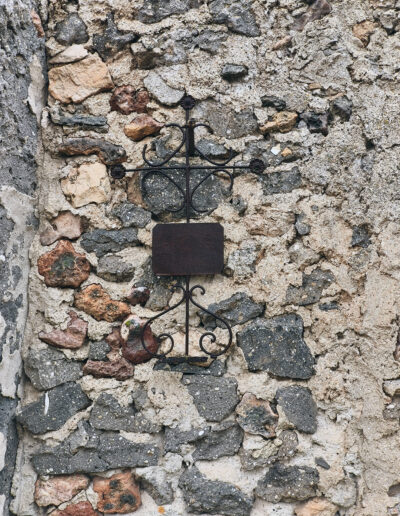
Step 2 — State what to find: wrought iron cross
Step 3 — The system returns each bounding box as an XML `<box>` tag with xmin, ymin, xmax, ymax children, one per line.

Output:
<box><xmin>109</xmin><ymin>95</ymin><xmax>265</xmax><ymax>365</ymax></box>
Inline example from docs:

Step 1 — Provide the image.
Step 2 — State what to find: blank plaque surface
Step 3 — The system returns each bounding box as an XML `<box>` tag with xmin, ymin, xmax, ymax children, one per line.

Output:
<box><xmin>152</xmin><ymin>223</ymin><xmax>224</xmax><ymax>276</ymax></box>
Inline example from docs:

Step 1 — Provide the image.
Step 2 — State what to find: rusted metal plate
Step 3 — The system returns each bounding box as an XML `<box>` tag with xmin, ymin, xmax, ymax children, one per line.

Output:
<box><xmin>152</xmin><ymin>223</ymin><xmax>224</xmax><ymax>276</ymax></box>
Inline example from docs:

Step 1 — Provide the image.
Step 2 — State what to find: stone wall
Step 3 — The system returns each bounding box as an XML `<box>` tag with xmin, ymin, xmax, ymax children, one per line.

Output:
<box><xmin>8</xmin><ymin>0</ymin><xmax>400</xmax><ymax>515</ymax></box>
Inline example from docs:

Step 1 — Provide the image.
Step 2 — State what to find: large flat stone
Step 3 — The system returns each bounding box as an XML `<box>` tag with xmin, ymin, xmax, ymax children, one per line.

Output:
<box><xmin>276</xmin><ymin>385</ymin><xmax>318</xmax><ymax>434</ymax></box>
<box><xmin>237</xmin><ymin>315</ymin><xmax>315</xmax><ymax>379</ymax></box>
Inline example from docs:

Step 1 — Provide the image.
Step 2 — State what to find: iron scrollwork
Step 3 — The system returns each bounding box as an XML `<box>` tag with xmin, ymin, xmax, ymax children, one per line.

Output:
<box><xmin>109</xmin><ymin>95</ymin><xmax>265</xmax><ymax>365</ymax></box>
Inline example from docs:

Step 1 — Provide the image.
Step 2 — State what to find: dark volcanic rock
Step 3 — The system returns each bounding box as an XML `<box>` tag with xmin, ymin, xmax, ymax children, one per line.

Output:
<box><xmin>286</xmin><ymin>268</ymin><xmax>334</xmax><ymax>306</ymax></box>
<box><xmin>24</xmin><ymin>348</ymin><xmax>82</xmax><ymax>391</ymax></box>
<box><xmin>179</xmin><ymin>467</ymin><xmax>253</xmax><ymax>516</ymax></box>
<box><xmin>93</xmin><ymin>13</ymin><xmax>138</xmax><ymax>61</ymax></box>
<box><xmin>193</xmin><ymin>421</ymin><xmax>243</xmax><ymax>460</ymax></box>
<box><xmin>80</xmin><ymin>228</ymin><xmax>139</xmax><ymax>258</ymax></box>
<box><xmin>88</xmin><ymin>340</ymin><xmax>111</xmax><ymax>361</ymax></box>
<box><xmin>32</xmin><ymin>421</ymin><xmax>160</xmax><ymax>475</ymax></box>
<box><xmin>300</xmin><ymin>112</ymin><xmax>329</xmax><ymax>136</ymax></box>
<box><xmin>182</xmin><ymin>375</ymin><xmax>239</xmax><ymax>422</ymax></box>
<box><xmin>134</xmin><ymin>257</ymin><xmax>174</xmax><ymax>311</ymax></box>
<box><xmin>55</xmin><ymin>14</ymin><xmax>88</xmax><ymax>45</ymax></box>
<box><xmin>17</xmin><ymin>382</ymin><xmax>90</xmax><ymax>435</ymax></box>
<box><xmin>154</xmin><ymin>359</ymin><xmax>226</xmax><ymax>376</ymax></box>
<box><xmin>194</xmin><ymin>30</ymin><xmax>228</xmax><ymax>54</ymax></box>
<box><xmin>351</xmin><ymin>224</ymin><xmax>371</xmax><ymax>248</ymax></box>
<box><xmin>261</xmin><ymin>95</ymin><xmax>287</xmax><ymax>111</ymax></box>
<box><xmin>209</xmin><ymin>0</ymin><xmax>260</xmax><ymax>37</ymax></box>
<box><xmin>196</xmin><ymin>139</ymin><xmax>230</xmax><ymax>160</ymax></box>
<box><xmin>136</xmin><ymin>468</ymin><xmax>174</xmax><ymax>505</ymax></box>
<box><xmin>89</xmin><ymin>393</ymin><xmax>136</xmax><ymax>431</ymax></box>
<box><xmin>138</xmin><ymin>0</ymin><xmax>200</xmax><ymax>23</ymax></box>
<box><xmin>59</xmin><ymin>138</ymin><xmax>127</xmax><ymax>166</ymax></box>
<box><xmin>236</xmin><ymin>393</ymin><xmax>278</xmax><ymax>438</ymax></box>
<box><xmin>96</xmin><ymin>255</ymin><xmax>136</xmax><ymax>282</ymax></box>
<box><xmin>221</xmin><ymin>64</ymin><xmax>248</xmax><ymax>81</ymax></box>
<box><xmin>256</xmin><ymin>463</ymin><xmax>319</xmax><ymax>502</ymax></box>
<box><xmin>276</xmin><ymin>385</ymin><xmax>317</xmax><ymax>434</ymax></box>
<box><xmin>50</xmin><ymin>111</ymin><xmax>108</xmax><ymax>133</ymax></box>
<box><xmin>262</xmin><ymin>167</ymin><xmax>302</xmax><ymax>195</ymax></box>
<box><xmin>199</xmin><ymin>292</ymin><xmax>265</xmax><ymax>330</ymax></box>
<box><xmin>164</xmin><ymin>425</ymin><xmax>211</xmax><ymax>453</ymax></box>
<box><xmin>112</xmin><ymin>202</ymin><xmax>151</xmax><ymax>228</ymax></box>
<box><xmin>237</xmin><ymin>314</ymin><xmax>315</xmax><ymax>379</ymax></box>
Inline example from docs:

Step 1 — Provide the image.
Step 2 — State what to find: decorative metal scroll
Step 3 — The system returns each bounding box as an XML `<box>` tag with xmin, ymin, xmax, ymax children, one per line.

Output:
<box><xmin>109</xmin><ymin>95</ymin><xmax>265</xmax><ymax>365</ymax></box>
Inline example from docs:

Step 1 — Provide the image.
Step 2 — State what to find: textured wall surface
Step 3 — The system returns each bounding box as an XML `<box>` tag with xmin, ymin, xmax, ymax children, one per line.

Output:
<box><xmin>8</xmin><ymin>0</ymin><xmax>400</xmax><ymax>515</ymax></box>
<box><xmin>0</xmin><ymin>1</ymin><xmax>45</xmax><ymax>515</ymax></box>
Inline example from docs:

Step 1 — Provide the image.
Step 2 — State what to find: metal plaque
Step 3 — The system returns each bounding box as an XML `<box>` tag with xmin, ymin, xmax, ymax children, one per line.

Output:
<box><xmin>152</xmin><ymin>223</ymin><xmax>224</xmax><ymax>276</ymax></box>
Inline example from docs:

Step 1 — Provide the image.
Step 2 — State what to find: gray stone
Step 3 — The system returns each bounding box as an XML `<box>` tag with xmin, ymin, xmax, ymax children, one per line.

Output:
<box><xmin>17</xmin><ymin>382</ymin><xmax>90</xmax><ymax>435</ymax></box>
<box><xmin>276</xmin><ymin>385</ymin><xmax>317</xmax><ymax>434</ymax></box>
<box><xmin>182</xmin><ymin>375</ymin><xmax>239</xmax><ymax>422</ymax></box>
<box><xmin>221</xmin><ymin>64</ymin><xmax>248</xmax><ymax>81</ymax></box>
<box><xmin>138</xmin><ymin>0</ymin><xmax>199</xmax><ymax>23</ymax></box>
<box><xmin>209</xmin><ymin>0</ymin><xmax>260</xmax><ymax>37</ymax></box>
<box><xmin>231</xmin><ymin>196</ymin><xmax>248</xmax><ymax>215</ymax></box>
<box><xmin>261</xmin><ymin>95</ymin><xmax>287</xmax><ymax>111</ymax></box>
<box><xmin>154</xmin><ymin>359</ymin><xmax>226</xmax><ymax>376</ymax></box>
<box><xmin>50</xmin><ymin>110</ymin><xmax>108</xmax><ymax>133</ymax></box>
<box><xmin>351</xmin><ymin>224</ymin><xmax>371</xmax><ymax>248</ymax></box>
<box><xmin>236</xmin><ymin>393</ymin><xmax>278</xmax><ymax>438</ymax></box>
<box><xmin>143</xmin><ymin>72</ymin><xmax>184</xmax><ymax>106</ymax></box>
<box><xmin>225</xmin><ymin>241</ymin><xmax>259</xmax><ymax>278</ymax></box>
<box><xmin>136</xmin><ymin>467</ymin><xmax>174</xmax><ymax>505</ymax></box>
<box><xmin>179</xmin><ymin>467</ymin><xmax>253</xmax><ymax>516</ymax></box>
<box><xmin>300</xmin><ymin>112</ymin><xmax>329</xmax><ymax>136</ymax></box>
<box><xmin>88</xmin><ymin>340</ymin><xmax>110</xmax><ymax>361</ymax></box>
<box><xmin>262</xmin><ymin>167</ymin><xmax>302</xmax><ymax>195</ymax></box>
<box><xmin>135</xmin><ymin>258</ymin><xmax>174</xmax><ymax>311</ymax></box>
<box><xmin>165</xmin><ymin>425</ymin><xmax>211</xmax><ymax>453</ymax></box>
<box><xmin>32</xmin><ymin>421</ymin><xmax>160</xmax><ymax>475</ymax></box>
<box><xmin>197</xmin><ymin>139</ymin><xmax>230</xmax><ymax>160</ymax></box>
<box><xmin>24</xmin><ymin>347</ymin><xmax>82</xmax><ymax>391</ymax></box>
<box><xmin>0</xmin><ymin>397</ymin><xmax>18</xmax><ymax>514</ymax></box>
<box><xmin>89</xmin><ymin>393</ymin><xmax>136</xmax><ymax>431</ymax></box>
<box><xmin>315</xmin><ymin>457</ymin><xmax>330</xmax><ymax>469</ymax></box>
<box><xmin>55</xmin><ymin>14</ymin><xmax>89</xmax><ymax>46</ymax></box>
<box><xmin>141</xmin><ymin>165</ymin><xmax>228</xmax><ymax>219</ymax></box>
<box><xmin>256</xmin><ymin>464</ymin><xmax>319</xmax><ymax>502</ymax></box>
<box><xmin>193</xmin><ymin>421</ymin><xmax>243</xmax><ymax>460</ymax></box>
<box><xmin>112</xmin><ymin>202</ymin><xmax>151</xmax><ymax>228</ymax></box>
<box><xmin>80</xmin><ymin>228</ymin><xmax>139</xmax><ymax>258</ymax></box>
<box><xmin>199</xmin><ymin>292</ymin><xmax>265</xmax><ymax>330</ymax></box>
<box><xmin>93</xmin><ymin>13</ymin><xmax>138</xmax><ymax>60</ymax></box>
<box><xmin>286</xmin><ymin>268</ymin><xmax>334</xmax><ymax>306</ymax></box>
<box><xmin>295</xmin><ymin>213</ymin><xmax>310</xmax><ymax>236</ymax></box>
<box><xmin>195</xmin><ymin>101</ymin><xmax>258</xmax><ymax>139</ymax></box>
<box><xmin>193</xmin><ymin>30</ymin><xmax>227</xmax><ymax>54</ymax></box>
<box><xmin>237</xmin><ymin>315</ymin><xmax>315</xmax><ymax>379</ymax></box>
<box><xmin>132</xmin><ymin>413</ymin><xmax>161</xmax><ymax>433</ymax></box>
<box><xmin>330</xmin><ymin>96</ymin><xmax>352</xmax><ymax>121</ymax></box>
<box><xmin>319</xmin><ymin>301</ymin><xmax>338</xmax><ymax>311</ymax></box>
<box><xmin>240</xmin><ymin>430</ymin><xmax>298</xmax><ymax>471</ymax></box>
<box><xmin>96</xmin><ymin>254</ymin><xmax>136</xmax><ymax>282</ymax></box>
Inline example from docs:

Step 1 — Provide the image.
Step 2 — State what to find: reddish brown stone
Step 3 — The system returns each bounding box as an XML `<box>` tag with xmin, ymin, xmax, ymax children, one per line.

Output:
<box><xmin>126</xmin><ymin>286</ymin><xmax>150</xmax><ymax>306</ymax></box>
<box><xmin>124</xmin><ymin>114</ymin><xmax>163</xmax><ymax>142</ymax></box>
<box><xmin>39</xmin><ymin>311</ymin><xmax>88</xmax><ymax>349</ymax></box>
<box><xmin>110</xmin><ymin>86</ymin><xmax>149</xmax><ymax>115</ymax></box>
<box><xmin>83</xmin><ymin>357</ymin><xmax>134</xmax><ymax>380</ymax></box>
<box><xmin>93</xmin><ymin>471</ymin><xmax>141</xmax><ymax>513</ymax></box>
<box><xmin>40</xmin><ymin>211</ymin><xmax>87</xmax><ymax>246</ymax></box>
<box><xmin>51</xmin><ymin>501</ymin><xmax>99</xmax><ymax>516</ymax></box>
<box><xmin>105</xmin><ymin>326</ymin><xmax>124</xmax><ymax>357</ymax></box>
<box><xmin>37</xmin><ymin>240</ymin><xmax>90</xmax><ymax>288</ymax></box>
<box><xmin>74</xmin><ymin>284</ymin><xmax>131</xmax><ymax>322</ymax></box>
<box><xmin>31</xmin><ymin>10</ymin><xmax>45</xmax><ymax>38</ymax></box>
<box><xmin>59</xmin><ymin>137</ymin><xmax>127</xmax><ymax>166</ymax></box>
<box><xmin>120</xmin><ymin>316</ymin><xmax>159</xmax><ymax>365</ymax></box>
<box><xmin>35</xmin><ymin>474</ymin><xmax>89</xmax><ymax>507</ymax></box>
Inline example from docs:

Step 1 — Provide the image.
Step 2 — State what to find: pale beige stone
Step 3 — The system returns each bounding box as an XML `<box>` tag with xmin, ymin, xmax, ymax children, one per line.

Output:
<box><xmin>260</xmin><ymin>111</ymin><xmax>298</xmax><ymax>134</ymax></box>
<box><xmin>295</xmin><ymin>498</ymin><xmax>337</xmax><ymax>516</ymax></box>
<box><xmin>48</xmin><ymin>54</ymin><xmax>113</xmax><ymax>104</ymax></box>
<box><xmin>49</xmin><ymin>45</ymin><xmax>89</xmax><ymax>65</ymax></box>
<box><xmin>353</xmin><ymin>21</ymin><xmax>376</xmax><ymax>47</ymax></box>
<box><xmin>61</xmin><ymin>162</ymin><xmax>111</xmax><ymax>208</ymax></box>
